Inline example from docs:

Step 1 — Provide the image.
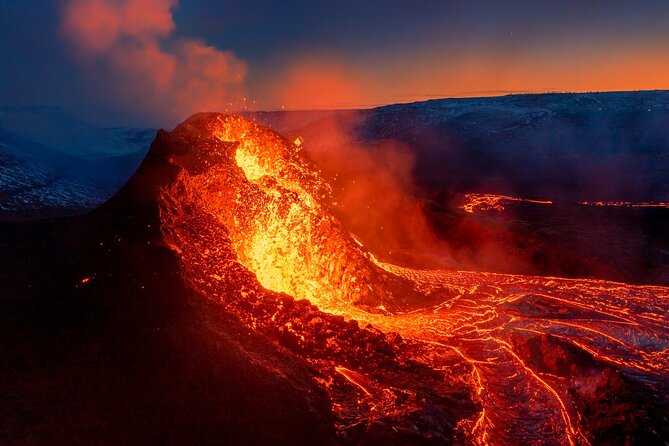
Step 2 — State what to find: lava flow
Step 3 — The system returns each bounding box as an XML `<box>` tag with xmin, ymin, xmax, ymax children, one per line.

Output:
<box><xmin>158</xmin><ymin>114</ymin><xmax>669</xmax><ymax>445</ymax></box>
<box><xmin>461</xmin><ymin>193</ymin><xmax>554</xmax><ymax>213</ymax></box>
<box><xmin>460</xmin><ymin>193</ymin><xmax>669</xmax><ymax>214</ymax></box>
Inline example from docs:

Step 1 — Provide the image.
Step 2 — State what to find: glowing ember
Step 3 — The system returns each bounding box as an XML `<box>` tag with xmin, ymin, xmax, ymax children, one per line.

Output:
<box><xmin>159</xmin><ymin>114</ymin><xmax>669</xmax><ymax>445</ymax></box>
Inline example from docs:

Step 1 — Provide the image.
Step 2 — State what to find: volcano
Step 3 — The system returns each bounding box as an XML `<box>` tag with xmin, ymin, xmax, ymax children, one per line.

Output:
<box><xmin>1</xmin><ymin>114</ymin><xmax>668</xmax><ymax>445</ymax></box>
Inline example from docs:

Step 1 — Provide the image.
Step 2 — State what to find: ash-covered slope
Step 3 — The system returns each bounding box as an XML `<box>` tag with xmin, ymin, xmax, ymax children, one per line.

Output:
<box><xmin>0</xmin><ymin>107</ymin><xmax>153</xmax><ymax>219</ymax></box>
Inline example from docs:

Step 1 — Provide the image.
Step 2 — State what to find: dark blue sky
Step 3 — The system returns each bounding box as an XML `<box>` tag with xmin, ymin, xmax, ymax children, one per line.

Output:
<box><xmin>2</xmin><ymin>0</ymin><xmax>668</xmax><ymax>126</ymax></box>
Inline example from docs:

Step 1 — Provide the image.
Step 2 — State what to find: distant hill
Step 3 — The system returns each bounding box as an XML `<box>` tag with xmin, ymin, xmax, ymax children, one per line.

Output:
<box><xmin>0</xmin><ymin>106</ymin><xmax>154</xmax><ymax>219</ymax></box>
<box><xmin>248</xmin><ymin>91</ymin><xmax>669</xmax><ymax>285</ymax></box>
<box><xmin>253</xmin><ymin>90</ymin><xmax>669</xmax><ymax>202</ymax></box>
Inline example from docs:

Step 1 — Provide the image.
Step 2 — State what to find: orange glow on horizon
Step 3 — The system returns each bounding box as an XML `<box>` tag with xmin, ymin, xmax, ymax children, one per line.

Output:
<box><xmin>254</xmin><ymin>44</ymin><xmax>669</xmax><ymax>110</ymax></box>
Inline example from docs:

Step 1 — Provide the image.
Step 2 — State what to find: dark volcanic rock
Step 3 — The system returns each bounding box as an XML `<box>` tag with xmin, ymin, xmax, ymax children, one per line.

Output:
<box><xmin>510</xmin><ymin>332</ymin><xmax>669</xmax><ymax>445</ymax></box>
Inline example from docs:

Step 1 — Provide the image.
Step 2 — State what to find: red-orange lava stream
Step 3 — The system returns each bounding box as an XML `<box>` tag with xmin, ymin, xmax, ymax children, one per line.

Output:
<box><xmin>460</xmin><ymin>193</ymin><xmax>553</xmax><ymax>213</ymax></box>
<box><xmin>160</xmin><ymin>115</ymin><xmax>669</xmax><ymax>445</ymax></box>
<box><xmin>460</xmin><ymin>193</ymin><xmax>669</xmax><ymax>214</ymax></box>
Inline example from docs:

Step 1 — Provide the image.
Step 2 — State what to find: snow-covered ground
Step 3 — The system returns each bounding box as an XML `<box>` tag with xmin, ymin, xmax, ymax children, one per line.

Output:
<box><xmin>0</xmin><ymin>106</ymin><xmax>149</xmax><ymax>157</ymax></box>
<box><xmin>0</xmin><ymin>107</ymin><xmax>154</xmax><ymax>219</ymax></box>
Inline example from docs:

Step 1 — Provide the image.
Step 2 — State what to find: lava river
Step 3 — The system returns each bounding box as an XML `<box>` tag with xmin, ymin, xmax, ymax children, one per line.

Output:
<box><xmin>157</xmin><ymin>114</ymin><xmax>669</xmax><ymax>445</ymax></box>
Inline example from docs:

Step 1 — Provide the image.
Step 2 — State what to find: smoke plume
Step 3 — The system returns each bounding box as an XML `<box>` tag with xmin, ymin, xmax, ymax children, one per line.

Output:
<box><xmin>60</xmin><ymin>0</ymin><xmax>246</xmax><ymax>122</ymax></box>
<box><xmin>294</xmin><ymin>113</ymin><xmax>454</xmax><ymax>268</ymax></box>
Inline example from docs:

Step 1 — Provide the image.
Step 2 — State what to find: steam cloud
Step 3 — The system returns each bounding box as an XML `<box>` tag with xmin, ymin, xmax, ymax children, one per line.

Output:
<box><xmin>61</xmin><ymin>0</ymin><xmax>247</xmax><ymax>122</ymax></box>
<box><xmin>265</xmin><ymin>58</ymin><xmax>365</xmax><ymax>110</ymax></box>
<box><xmin>297</xmin><ymin>114</ymin><xmax>454</xmax><ymax>268</ymax></box>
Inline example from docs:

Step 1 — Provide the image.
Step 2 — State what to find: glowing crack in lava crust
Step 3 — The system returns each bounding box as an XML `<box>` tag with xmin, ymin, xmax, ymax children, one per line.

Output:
<box><xmin>159</xmin><ymin>114</ymin><xmax>669</xmax><ymax>445</ymax></box>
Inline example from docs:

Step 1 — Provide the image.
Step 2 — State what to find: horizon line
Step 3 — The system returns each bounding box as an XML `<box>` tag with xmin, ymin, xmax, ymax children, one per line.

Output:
<box><xmin>254</xmin><ymin>88</ymin><xmax>669</xmax><ymax>113</ymax></box>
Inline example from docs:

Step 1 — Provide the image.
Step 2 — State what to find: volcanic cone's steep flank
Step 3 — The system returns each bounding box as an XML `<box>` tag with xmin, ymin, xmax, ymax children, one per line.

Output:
<box><xmin>157</xmin><ymin>114</ymin><xmax>478</xmax><ymax>443</ymax></box>
<box><xmin>160</xmin><ymin>114</ymin><xmax>425</xmax><ymax>313</ymax></box>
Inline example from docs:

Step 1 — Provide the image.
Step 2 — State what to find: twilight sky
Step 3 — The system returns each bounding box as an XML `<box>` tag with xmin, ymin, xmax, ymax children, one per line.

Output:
<box><xmin>1</xmin><ymin>0</ymin><xmax>669</xmax><ymax>126</ymax></box>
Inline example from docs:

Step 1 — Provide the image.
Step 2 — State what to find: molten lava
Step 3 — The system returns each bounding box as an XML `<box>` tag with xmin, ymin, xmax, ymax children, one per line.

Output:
<box><xmin>461</xmin><ymin>193</ymin><xmax>554</xmax><ymax>213</ymax></box>
<box><xmin>461</xmin><ymin>193</ymin><xmax>669</xmax><ymax>214</ymax></box>
<box><xmin>159</xmin><ymin>114</ymin><xmax>669</xmax><ymax>445</ymax></box>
